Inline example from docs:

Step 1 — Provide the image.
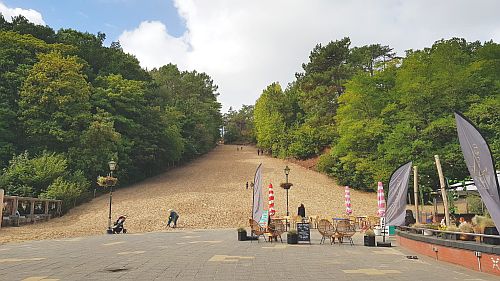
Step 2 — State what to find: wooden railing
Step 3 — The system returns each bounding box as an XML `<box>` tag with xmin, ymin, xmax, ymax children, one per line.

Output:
<box><xmin>2</xmin><ymin>194</ymin><xmax>62</xmax><ymax>227</ymax></box>
<box><xmin>399</xmin><ymin>226</ymin><xmax>500</xmax><ymax>244</ymax></box>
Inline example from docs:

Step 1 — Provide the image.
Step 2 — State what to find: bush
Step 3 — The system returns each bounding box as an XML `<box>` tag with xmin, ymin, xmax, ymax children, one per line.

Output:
<box><xmin>41</xmin><ymin>171</ymin><xmax>89</xmax><ymax>213</ymax></box>
<box><xmin>317</xmin><ymin>153</ymin><xmax>336</xmax><ymax>175</ymax></box>
<box><xmin>0</xmin><ymin>151</ymin><xmax>67</xmax><ymax>196</ymax></box>
<box><xmin>365</xmin><ymin>229</ymin><xmax>375</xmax><ymax>236</ymax></box>
<box><xmin>459</xmin><ymin>222</ymin><xmax>474</xmax><ymax>233</ymax></box>
<box><xmin>467</xmin><ymin>195</ymin><xmax>484</xmax><ymax>215</ymax></box>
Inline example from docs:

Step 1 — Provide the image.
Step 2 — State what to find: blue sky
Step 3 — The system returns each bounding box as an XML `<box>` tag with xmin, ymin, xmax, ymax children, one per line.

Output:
<box><xmin>2</xmin><ymin>0</ymin><xmax>186</xmax><ymax>44</ymax></box>
<box><xmin>1</xmin><ymin>1</ymin><xmax>499</xmax><ymax>111</ymax></box>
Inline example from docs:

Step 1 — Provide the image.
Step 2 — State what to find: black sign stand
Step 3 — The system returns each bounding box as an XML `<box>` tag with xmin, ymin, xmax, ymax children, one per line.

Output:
<box><xmin>296</xmin><ymin>223</ymin><xmax>311</xmax><ymax>243</ymax></box>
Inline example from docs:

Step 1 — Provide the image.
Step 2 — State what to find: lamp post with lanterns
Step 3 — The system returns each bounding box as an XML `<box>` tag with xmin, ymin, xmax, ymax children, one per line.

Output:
<box><xmin>98</xmin><ymin>160</ymin><xmax>117</xmax><ymax>234</ymax></box>
<box><xmin>280</xmin><ymin>165</ymin><xmax>292</xmax><ymax>217</ymax></box>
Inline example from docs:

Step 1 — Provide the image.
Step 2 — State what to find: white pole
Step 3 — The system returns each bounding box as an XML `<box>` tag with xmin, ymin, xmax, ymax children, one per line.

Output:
<box><xmin>0</xmin><ymin>189</ymin><xmax>4</xmax><ymax>230</ymax></box>
<box><xmin>413</xmin><ymin>166</ymin><xmax>419</xmax><ymax>223</ymax></box>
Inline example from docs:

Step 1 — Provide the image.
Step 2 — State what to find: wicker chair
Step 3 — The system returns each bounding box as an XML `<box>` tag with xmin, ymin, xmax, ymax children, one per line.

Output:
<box><xmin>317</xmin><ymin>219</ymin><xmax>335</xmax><ymax>244</ymax></box>
<box><xmin>336</xmin><ymin>220</ymin><xmax>356</xmax><ymax>246</ymax></box>
<box><xmin>269</xmin><ymin>220</ymin><xmax>285</xmax><ymax>243</ymax></box>
<box><xmin>249</xmin><ymin>219</ymin><xmax>267</xmax><ymax>243</ymax></box>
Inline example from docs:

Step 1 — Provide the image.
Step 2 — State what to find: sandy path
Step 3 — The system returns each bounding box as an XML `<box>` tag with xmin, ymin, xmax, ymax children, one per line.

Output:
<box><xmin>0</xmin><ymin>145</ymin><xmax>378</xmax><ymax>243</ymax></box>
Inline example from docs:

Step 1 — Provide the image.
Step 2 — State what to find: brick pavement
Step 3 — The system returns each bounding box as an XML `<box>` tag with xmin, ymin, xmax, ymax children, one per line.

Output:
<box><xmin>0</xmin><ymin>229</ymin><xmax>497</xmax><ymax>281</ymax></box>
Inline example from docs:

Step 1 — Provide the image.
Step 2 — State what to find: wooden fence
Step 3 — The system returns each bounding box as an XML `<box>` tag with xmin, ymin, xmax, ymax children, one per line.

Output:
<box><xmin>1</xmin><ymin>190</ymin><xmax>62</xmax><ymax>227</ymax></box>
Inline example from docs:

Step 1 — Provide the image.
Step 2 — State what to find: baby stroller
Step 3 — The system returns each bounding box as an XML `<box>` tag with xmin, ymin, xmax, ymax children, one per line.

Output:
<box><xmin>112</xmin><ymin>215</ymin><xmax>127</xmax><ymax>234</ymax></box>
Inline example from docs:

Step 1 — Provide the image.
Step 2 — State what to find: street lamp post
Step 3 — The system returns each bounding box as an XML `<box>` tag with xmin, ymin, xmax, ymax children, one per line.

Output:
<box><xmin>106</xmin><ymin>160</ymin><xmax>117</xmax><ymax>234</ymax></box>
<box><xmin>284</xmin><ymin>165</ymin><xmax>290</xmax><ymax>216</ymax></box>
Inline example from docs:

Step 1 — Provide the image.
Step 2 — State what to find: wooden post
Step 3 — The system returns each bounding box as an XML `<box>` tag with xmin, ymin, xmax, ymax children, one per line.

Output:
<box><xmin>30</xmin><ymin>199</ymin><xmax>35</xmax><ymax>223</ymax></box>
<box><xmin>0</xmin><ymin>189</ymin><xmax>4</xmax><ymax>229</ymax></box>
<box><xmin>434</xmin><ymin>155</ymin><xmax>450</xmax><ymax>226</ymax></box>
<box><xmin>413</xmin><ymin>166</ymin><xmax>419</xmax><ymax>224</ymax></box>
<box><xmin>57</xmin><ymin>201</ymin><xmax>62</xmax><ymax>216</ymax></box>
<box><xmin>44</xmin><ymin>200</ymin><xmax>49</xmax><ymax>215</ymax></box>
<box><xmin>12</xmin><ymin>197</ymin><xmax>18</xmax><ymax>216</ymax></box>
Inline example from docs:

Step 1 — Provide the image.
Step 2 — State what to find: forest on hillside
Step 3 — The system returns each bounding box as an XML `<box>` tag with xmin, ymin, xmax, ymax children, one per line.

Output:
<box><xmin>0</xmin><ymin>15</ymin><xmax>222</xmax><ymax>211</ymax></box>
<box><xmin>226</xmin><ymin>37</ymin><xmax>499</xmax><ymax>196</ymax></box>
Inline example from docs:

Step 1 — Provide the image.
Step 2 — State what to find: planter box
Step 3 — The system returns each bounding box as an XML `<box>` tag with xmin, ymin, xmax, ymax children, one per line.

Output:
<box><xmin>459</xmin><ymin>234</ymin><xmax>475</xmax><ymax>241</ymax></box>
<box><xmin>484</xmin><ymin>227</ymin><xmax>500</xmax><ymax>245</ymax></box>
<box><xmin>444</xmin><ymin>233</ymin><xmax>459</xmax><ymax>240</ymax></box>
<box><xmin>423</xmin><ymin>229</ymin><xmax>434</xmax><ymax>236</ymax></box>
<box><xmin>238</xmin><ymin>231</ymin><xmax>247</xmax><ymax>241</ymax></box>
<box><xmin>409</xmin><ymin>228</ymin><xmax>422</xmax><ymax>235</ymax></box>
<box><xmin>364</xmin><ymin>235</ymin><xmax>375</xmax><ymax>246</ymax></box>
<box><xmin>287</xmin><ymin>234</ymin><xmax>298</xmax><ymax>244</ymax></box>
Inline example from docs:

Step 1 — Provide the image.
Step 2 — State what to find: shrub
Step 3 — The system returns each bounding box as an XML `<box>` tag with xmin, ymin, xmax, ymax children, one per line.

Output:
<box><xmin>467</xmin><ymin>195</ymin><xmax>484</xmax><ymax>215</ymax></box>
<box><xmin>459</xmin><ymin>222</ymin><xmax>474</xmax><ymax>233</ymax></box>
<box><xmin>365</xmin><ymin>229</ymin><xmax>375</xmax><ymax>236</ymax></box>
<box><xmin>0</xmin><ymin>151</ymin><xmax>67</xmax><ymax>196</ymax></box>
<box><xmin>41</xmin><ymin>171</ymin><xmax>89</xmax><ymax>213</ymax></box>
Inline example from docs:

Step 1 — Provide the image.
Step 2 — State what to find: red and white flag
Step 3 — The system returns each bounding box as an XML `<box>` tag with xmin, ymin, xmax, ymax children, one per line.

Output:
<box><xmin>268</xmin><ymin>183</ymin><xmax>275</xmax><ymax>217</ymax></box>
<box><xmin>377</xmin><ymin>182</ymin><xmax>386</xmax><ymax>217</ymax></box>
<box><xmin>345</xmin><ymin>186</ymin><xmax>352</xmax><ymax>215</ymax></box>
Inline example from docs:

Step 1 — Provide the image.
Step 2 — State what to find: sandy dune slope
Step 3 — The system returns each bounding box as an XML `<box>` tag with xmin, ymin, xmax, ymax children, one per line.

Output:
<box><xmin>0</xmin><ymin>145</ymin><xmax>378</xmax><ymax>243</ymax></box>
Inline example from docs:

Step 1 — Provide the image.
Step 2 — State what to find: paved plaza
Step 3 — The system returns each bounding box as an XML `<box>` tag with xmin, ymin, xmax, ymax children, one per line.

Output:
<box><xmin>0</xmin><ymin>229</ymin><xmax>497</xmax><ymax>281</ymax></box>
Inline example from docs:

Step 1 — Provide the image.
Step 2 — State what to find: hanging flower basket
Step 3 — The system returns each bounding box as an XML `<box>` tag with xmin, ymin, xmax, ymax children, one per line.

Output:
<box><xmin>97</xmin><ymin>176</ymin><xmax>118</xmax><ymax>187</ymax></box>
<box><xmin>280</xmin><ymin>183</ymin><xmax>293</xmax><ymax>190</ymax></box>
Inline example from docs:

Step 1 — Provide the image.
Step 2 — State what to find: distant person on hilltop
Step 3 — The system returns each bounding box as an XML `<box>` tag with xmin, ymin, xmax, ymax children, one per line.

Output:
<box><xmin>167</xmin><ymin>209</ymin><xmax>179</xmax><ymax>228</ymax></box>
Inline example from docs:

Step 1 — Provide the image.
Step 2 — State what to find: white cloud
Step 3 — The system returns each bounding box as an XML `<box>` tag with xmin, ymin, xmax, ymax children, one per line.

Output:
<box><xmin>118</xmin><ymin>0</ymin><xmax>500</xmax><ymax>112</ymax></box>
<box><xmin>119</xmin><ymin>21</ymin><xmax>190</xmax><ymax>70</ymax></box>
<box><xmin>0</xmin><ymin>1</ymin><xmax>45</xmax><ymax>25</ymax></box>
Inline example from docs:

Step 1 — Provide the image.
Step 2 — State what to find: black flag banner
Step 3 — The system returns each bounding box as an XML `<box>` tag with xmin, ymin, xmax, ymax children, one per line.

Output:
<box><xmin>455</xmin><ymin>112</ymin><xmax>500</xmax><ymax>232</ymax></box>
<box><xmin>386</xmin><ymin>161</ymin><xmax>413</xmax><ymax>226</ymax></box>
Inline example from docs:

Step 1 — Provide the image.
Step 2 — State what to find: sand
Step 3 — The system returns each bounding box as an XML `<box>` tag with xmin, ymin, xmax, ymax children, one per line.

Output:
<box><xmin>0</xmin><ymin>145</ymin><xmax>379</xmax><ymax>244</ymax></box>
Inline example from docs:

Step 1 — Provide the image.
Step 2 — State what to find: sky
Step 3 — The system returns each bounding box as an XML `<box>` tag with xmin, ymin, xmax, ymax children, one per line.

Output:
<box><xmin>1</xmin><ymin>0</ymin><xmax>500</xmax><ymax>112</ymax></box>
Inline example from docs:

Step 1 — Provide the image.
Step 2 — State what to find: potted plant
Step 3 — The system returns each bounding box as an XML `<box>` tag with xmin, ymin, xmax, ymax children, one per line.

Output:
<box><xmin>97</xmin><ymin>175</ymin><xmax>118</xmax><ymax>187</ymax></box>
<box><xmin>364</xmin><ymin>229</ymin><xmax>376</xmax><ymax>246</ymax></box>
<box><xmin>409</xmin><ymin>223</ymin><xmax>423</xmax><ymax>234</ymax></box>
<box><xmin>423</xmin><ymin>224</ymin><xmax>438</xmax><ymax>236</ymax></box>
<box><xmin>287</xmin><ymin>229</ymin><xmax>298</xmax><ymax>244</ymax></box>
<box><xmin>481</xmin><ymin>218</ymin><xmax>499</xmax><ymax>245</ymax></box>
<box><xmin>237</xmin><ymin>227</ymin><xmax>247</xmax><ymax>241</ymax></box>
<box><xmin>458</xmin><ymin>222</ymin><xmax>475</xmax><ymax>241</ymax></box>
<box><xmin>443</xmin><ymin>225</ymin><xmax>460</xmax><ymax>240</ymax></box>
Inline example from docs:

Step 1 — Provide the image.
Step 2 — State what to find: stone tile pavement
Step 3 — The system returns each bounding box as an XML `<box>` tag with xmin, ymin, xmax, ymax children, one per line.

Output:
<box><xmin>0</xmin><ymin>229</ymin><xmax>497</xmax><ymax>281</ymax></box>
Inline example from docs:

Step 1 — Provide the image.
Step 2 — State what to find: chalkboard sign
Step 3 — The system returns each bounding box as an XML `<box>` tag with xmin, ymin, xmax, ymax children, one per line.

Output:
<box><xmin>296</xmin><ymin>223</ymin><xmax>311</xmax><ymax>242</ymax></box>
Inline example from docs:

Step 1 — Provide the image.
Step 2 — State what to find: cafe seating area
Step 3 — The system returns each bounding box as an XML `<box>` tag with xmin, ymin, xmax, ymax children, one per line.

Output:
<box><xmin>249</xmin><ymin>215</ymin><xmax>377</xmax><ymax>244</ymax></box>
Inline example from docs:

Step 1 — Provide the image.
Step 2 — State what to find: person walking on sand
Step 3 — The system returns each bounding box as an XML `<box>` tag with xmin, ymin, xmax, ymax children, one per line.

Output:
<box><xmin>167</xmin><ymin>209</ymin><xmax>179</xmax><ymax>228</ymax></box>
<box><xmin>298</xmin><ymin>203</ymin><xmax>306</xmax><ymax>219</ymax></box>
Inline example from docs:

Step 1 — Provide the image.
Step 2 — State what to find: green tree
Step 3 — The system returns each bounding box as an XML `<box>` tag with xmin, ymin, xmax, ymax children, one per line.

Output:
<box><xmin>19</xmin><ymin>51</ymin><xmax>91</xmax><ymax>152</ymax></box>
<box><xmin>0</xmin><ymin>151</ymin><xmax>68</xmax><ymax>196</ymax></box>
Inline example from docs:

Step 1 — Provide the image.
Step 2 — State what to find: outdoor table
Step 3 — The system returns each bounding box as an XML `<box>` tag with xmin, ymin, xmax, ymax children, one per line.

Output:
<box><xmin>332</xmin><ymin>218</ymin><xmax>350</xmax><ymax>223</ymax></box>
<box><xmin>356</xmin><ymin>216</ymin><xmax>368</xmax><ymax>230</ymax></box>
<box><xmin>275</xmin><ymin>216</ymin><xmax>290</xmax><ymax>231</ymax></box>
<box><xmin>332</xmin><ymin>218</ymin><xmax>351</xmax><ymax>231</ymax></box>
